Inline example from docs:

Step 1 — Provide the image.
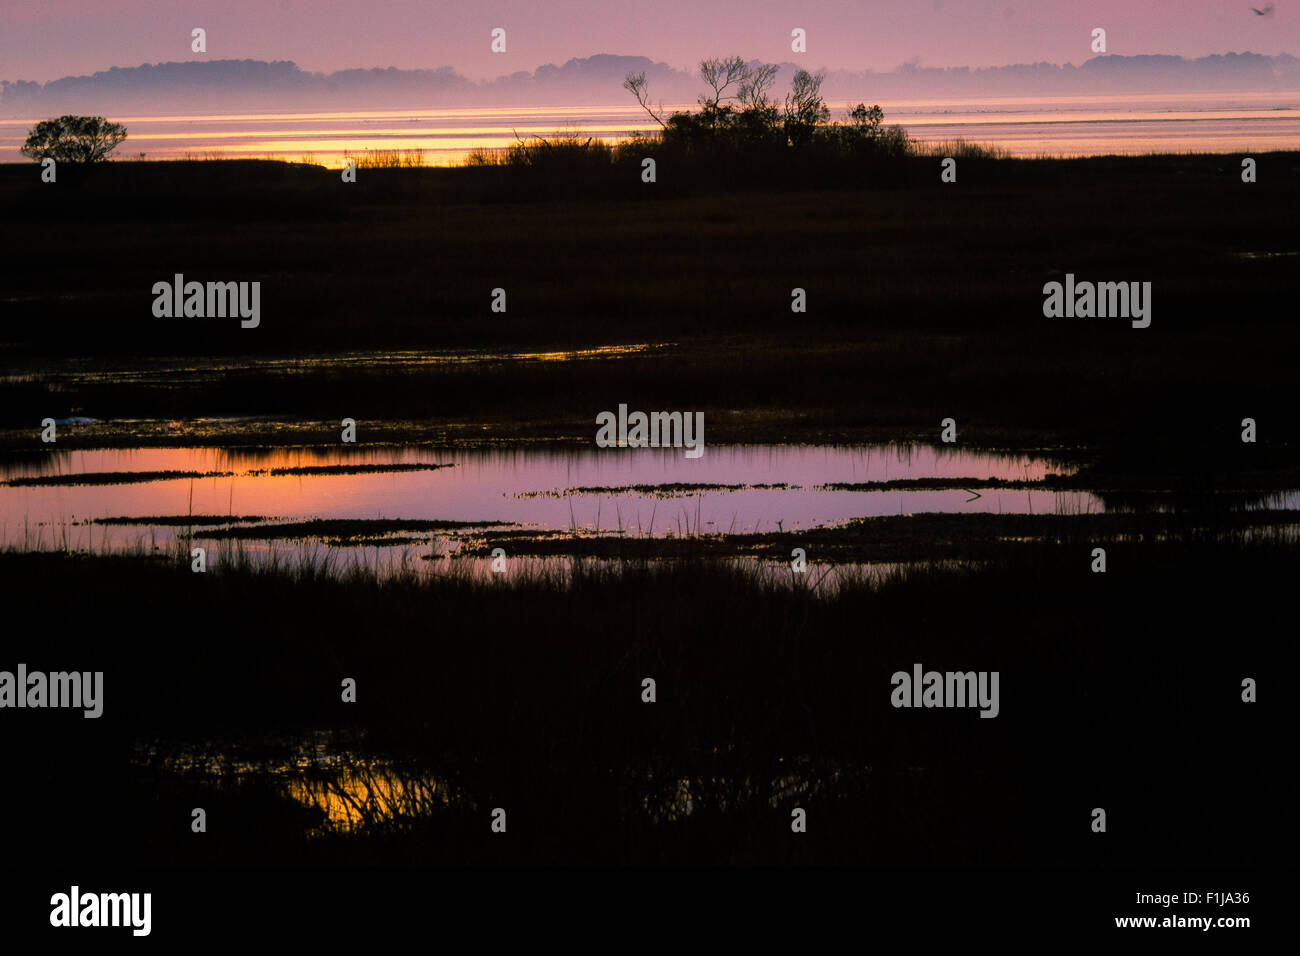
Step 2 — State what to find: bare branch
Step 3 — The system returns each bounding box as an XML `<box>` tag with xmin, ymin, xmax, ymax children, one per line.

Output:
<box><xmin>738</xmin><ymin>63</ymin><xmax>779</xmax><ymax>110</ymax></box>
<box><xmin>623</xmin><ymin>71</ymin><xmax>666</xmax><ymax>128</ymax></box>
<box><xmin>698</xmin><ymin>56</ymin><xmax>749</xmax><ymax>108</ymax></box>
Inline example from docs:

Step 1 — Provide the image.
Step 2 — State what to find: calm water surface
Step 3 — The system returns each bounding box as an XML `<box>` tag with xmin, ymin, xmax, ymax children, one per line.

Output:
<box><xmin>1</xmin><ymin>443</ymin><xmax>1087</xmax><ymax>549</ymax></box>
<box><xmin>3</xmin><ymin>92</ymin><xmax>1298</xmax><ymax>163</ymax></box>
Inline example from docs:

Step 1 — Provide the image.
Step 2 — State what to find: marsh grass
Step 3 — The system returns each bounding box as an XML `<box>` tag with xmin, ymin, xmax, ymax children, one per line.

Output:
<box><xmin>910</xmin><ymin>138</ymin><xmax>1013</xmax><ymax>160</ymax></box>
<box><xmin>354</xmin><ymin>148</ymin><xmax>428</xmax><ymax>168</ymax></box>
<box><xmin>466</xmin><ymin>130</ymin><xmax>614</xmax><ymax>170</ymax></box>
<box><xmin>0</xmin><ymin>525</ymin><xmax>1282</xmax><ymax>864</ymax></box>
<box><xmin>461</xmin><ymin>125</ymin><xmax>1004</xmax><ymax>170</ymax></box>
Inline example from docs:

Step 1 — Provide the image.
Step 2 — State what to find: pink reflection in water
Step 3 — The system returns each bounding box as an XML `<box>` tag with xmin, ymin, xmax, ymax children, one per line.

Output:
<box><xmin>0</xmin><ymin>443</ymin><xmax>1090</xmax><ymax>555</ymax></box>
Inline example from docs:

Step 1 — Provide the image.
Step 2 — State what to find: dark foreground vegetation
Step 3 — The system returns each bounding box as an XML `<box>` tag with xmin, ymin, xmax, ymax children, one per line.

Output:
<box><xmin>0</xmin><ymin>528</ymin><xmax>1277</xmax><ymax>865</ymax></box>
<box><xmin>2</xmin><ymin>146</ymin><xmax>1297</xmax><ymax>482</ymax></box>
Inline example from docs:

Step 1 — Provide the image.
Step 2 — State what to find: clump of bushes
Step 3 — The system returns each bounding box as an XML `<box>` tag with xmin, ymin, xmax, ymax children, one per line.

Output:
<box><xmin>461</xmin><ymin>56</ymin><xmax>1016</xmax><ymax>192</ymax></box>
<box><xmin>622</xmin><ymin>57</ymin><xmax>913</xmax><ymax>164</ymax></box>
<box><xmin>468</xmin><ymin>57</ymin><xmax>920</xmax><ymax>184</ymax></box>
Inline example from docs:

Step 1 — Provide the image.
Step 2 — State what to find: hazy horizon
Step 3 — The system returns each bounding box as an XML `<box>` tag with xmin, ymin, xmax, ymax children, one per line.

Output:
<box><xmin>4</xmin><ymin>54</ymin><xmax>1300</xmax><ymax>164</ymax></box>
<box><xmin>4</xmin><ymin>50</ymin><xmax>1298</xmax><ymax>114</ymax></box>
<box><xmin>2</xmin><ymin>0</ymin><xmax>1297</xmax><ymax>84</ymax></box>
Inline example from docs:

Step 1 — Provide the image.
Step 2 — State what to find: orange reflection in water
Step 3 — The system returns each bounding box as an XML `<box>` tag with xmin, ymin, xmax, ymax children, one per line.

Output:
<box><xmin>0</xmin><ymin>442</ymin><xmax>1100</xmax><ymax>563</ymax></box>
<box><xmin>286</xmin><ymin>763</ymin><xmax>457</xmax><ymax>832</ymax></box>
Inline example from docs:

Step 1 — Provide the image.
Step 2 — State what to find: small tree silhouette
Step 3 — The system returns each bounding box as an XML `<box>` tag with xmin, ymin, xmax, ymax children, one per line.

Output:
<box><xmin>783</xmin><ymin>70</ymin><xmax>830</xmax><ymax>146</ymax></box>
<box><xmin>20</xmin><ymin>115</ymin><xmax>127</xmax><ymax>163</ymax></box>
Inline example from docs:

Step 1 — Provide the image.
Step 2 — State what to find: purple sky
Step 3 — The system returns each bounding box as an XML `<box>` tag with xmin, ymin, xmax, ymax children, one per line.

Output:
<box><xmin>1</xmin><ymin>0</ymin><xmax>1294</xmax><ymax>83</ymax></box>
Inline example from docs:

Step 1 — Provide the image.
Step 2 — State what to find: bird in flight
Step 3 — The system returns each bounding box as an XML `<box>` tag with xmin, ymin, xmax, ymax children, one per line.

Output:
<box><xmin>1250</xmin><ymin>3</ymin><xmax>1275</xmax><ymax>15</ymax></box>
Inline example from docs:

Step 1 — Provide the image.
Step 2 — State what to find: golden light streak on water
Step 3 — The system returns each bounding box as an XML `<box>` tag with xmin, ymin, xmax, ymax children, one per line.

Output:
<box><xmin>3</xmin><ymin>94</ymin><xmax>1300</xmax><ymax>165</ymax></box>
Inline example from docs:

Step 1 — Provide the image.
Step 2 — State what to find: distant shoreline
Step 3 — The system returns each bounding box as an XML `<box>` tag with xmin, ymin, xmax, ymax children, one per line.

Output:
<box><xmin>4</xmin><ymin>88</ymin><xmax>1300</xmax><ymax>163</ymax></box>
